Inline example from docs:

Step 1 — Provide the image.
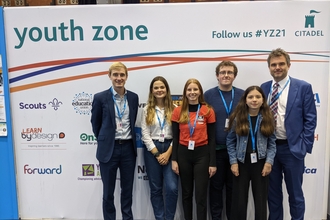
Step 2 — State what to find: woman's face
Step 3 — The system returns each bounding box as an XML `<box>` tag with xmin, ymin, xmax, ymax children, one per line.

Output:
<box><xmin>186</xmin><ymin>83</ymin><xmax>200</xmax><ymax>104</ymax></box>
<box><xmin>152</xmin><ymin>80</ymin><xmax>167</xmax><ymax>100</ymax></box>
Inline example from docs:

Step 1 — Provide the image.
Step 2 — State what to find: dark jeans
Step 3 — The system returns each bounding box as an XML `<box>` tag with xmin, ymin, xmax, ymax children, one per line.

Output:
<box><xmin>209</xmin><ymin>149</ymin><xmax>233</xmax><ymax>220</ymax></box>
<box><xmin>178</xmin><ymin>144</ymin><xmax>210</xmax><ymax>220</ymax></box>
<box><xmin>144</xmin><ymin>140</ymin><xmax>178</xmax><ymax>220</ymax></box>
<box><xmin>99</xmin><ymin>140</ymin><xmax>136</xmax><ymax>220</ymax></box>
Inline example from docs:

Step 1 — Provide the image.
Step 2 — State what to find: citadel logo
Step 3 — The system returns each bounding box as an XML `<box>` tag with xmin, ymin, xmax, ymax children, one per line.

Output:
<box><xmin>305</xmin><ymin>10</ymin><xmax>320</xmax><ymax>28</ymax></box>
<box><xmin>72</xmin><ymin>92</ymin><xmax>93</xmax><ymax>115</ymax></box>
<box><xmin>295</xmin><ymin>10</ymin><xmax>324</xmax><ymax>37</ymax></box>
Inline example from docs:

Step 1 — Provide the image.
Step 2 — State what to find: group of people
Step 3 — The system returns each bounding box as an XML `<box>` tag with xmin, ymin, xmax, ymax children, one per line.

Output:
<box><xmin>91</xmin><ymin>48</ymin><xmax>317</xmax><ymax>220</ymax></box>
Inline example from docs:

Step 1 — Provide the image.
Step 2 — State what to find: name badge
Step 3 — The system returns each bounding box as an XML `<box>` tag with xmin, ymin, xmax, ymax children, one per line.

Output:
<box><xmin>159</xmin><ymin>133</ymin><xmax>165</xmax><ymax>142</ymax></box>
<box><xmin>197</xmin><ymin>115</ymin><xmax>204</xmax><ymax>124</ymax></box>
<box><xmin>250</xmin><ymin>152</ymin><xmax>257</xmax><ymax>163</ymax></box>
<box><xmin>116</xmin><ymin>122</ymin><xmax>123</xmax><ymax>132</ymax></box>
<box><xmin>225</xmin><ymin>118</ymin><xmax>229</xmax><ymax>128</ymax></box>
<box><xmin>188</xmin><ymin>140</ymin><xmax>195</xmax><ymax>150</ymax></box>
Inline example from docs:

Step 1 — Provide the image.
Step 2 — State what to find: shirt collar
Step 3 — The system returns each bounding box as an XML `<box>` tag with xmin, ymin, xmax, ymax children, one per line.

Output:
<box><xmin>272</xmin><ymin>75</ymin><xmax>290</xmax><ymax>88</ymax></box>
<box><xmin>111</xmin><ymin>87</ymin><xmax>127</xmax><ymax>98</ymax></box>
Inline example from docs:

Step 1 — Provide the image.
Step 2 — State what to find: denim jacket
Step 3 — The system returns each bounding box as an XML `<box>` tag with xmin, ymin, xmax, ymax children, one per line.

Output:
<box><xmin>226</xmin><ymin>114</ymin><xmax>276</xmax><ymax>165</ymax></box>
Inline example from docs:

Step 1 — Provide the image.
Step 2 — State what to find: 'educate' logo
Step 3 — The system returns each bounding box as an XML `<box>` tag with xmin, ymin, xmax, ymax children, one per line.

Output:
<box><xmin>72</xmin><ymin>92</ymin><xmax>93</xmax><ymax>115</ymax></box>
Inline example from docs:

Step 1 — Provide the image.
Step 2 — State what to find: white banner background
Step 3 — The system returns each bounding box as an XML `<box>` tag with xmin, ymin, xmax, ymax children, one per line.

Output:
<box><xmin>3</xmin><ymin>2</ymin><xmax>330</xmax><ymax>219</ymax></box>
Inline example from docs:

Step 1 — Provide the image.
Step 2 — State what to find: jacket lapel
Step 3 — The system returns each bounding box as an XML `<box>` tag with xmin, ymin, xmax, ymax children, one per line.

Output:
<box><xmin>107</xmin><ymin>89</ymin><xmax>116</xmax><ymax>128</ymax></box>
<box><xmin>285</xmin><ymin>77</ymin><xmax>298</xmax><ymax>119</ymax></box>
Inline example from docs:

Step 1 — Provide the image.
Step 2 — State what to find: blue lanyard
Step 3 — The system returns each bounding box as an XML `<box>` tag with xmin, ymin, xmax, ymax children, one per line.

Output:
<box><xmin>269</xmin><ymin>78</ymin><xmax>290</xmax><ymax>106</ymax></box>
<box><xmin>248</xmin><ymin>114</ymin><xmax>260</xmax><ymax>152</ymax></box>
<box><xmin>188</xmin><ymin>104</ymin><xmax>200</xmax><ymax>137</ymax></box>
<box><xmin>110</xmin><ymin>87</ymin><xmax>127</xmax><ymax>120</ymax></box>
<box><xmin>218</xmin><ymin>88</ymin><xmax>234</xmax><ymax>117</ymax></box>
<box><xmin>156</xmin><ymin>109</ymin><xmax>166</xmax><ymax>131</ymax></box>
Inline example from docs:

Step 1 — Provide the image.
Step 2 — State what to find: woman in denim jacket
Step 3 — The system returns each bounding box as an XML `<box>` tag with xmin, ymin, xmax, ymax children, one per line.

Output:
<box><xmin>226</xmin><ymin>86</ymin><xmax>276</xmax><ymax>220</ymax></box>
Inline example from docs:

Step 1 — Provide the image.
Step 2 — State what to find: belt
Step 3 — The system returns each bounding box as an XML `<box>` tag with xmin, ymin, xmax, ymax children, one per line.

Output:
<box><xmin>276</xmin><ymin>139</ymin><xmax>288</xmax><ymax>145</ymax></box>
<box><xmin>115</xmin><ymin>139</ymin><xmax>132</xmax><ymax>145</ymax></box>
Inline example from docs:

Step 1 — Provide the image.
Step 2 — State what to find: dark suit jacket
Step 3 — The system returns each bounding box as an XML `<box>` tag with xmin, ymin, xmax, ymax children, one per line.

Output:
<box><xmin>261</xmin><ymin>77</ymin><xmax>317</xmax><ymax>160</ymax></box>
<box><xmin>91</xmin><ymin>88</ymin><xmax>139</xmax><ymax>163</ymax></box>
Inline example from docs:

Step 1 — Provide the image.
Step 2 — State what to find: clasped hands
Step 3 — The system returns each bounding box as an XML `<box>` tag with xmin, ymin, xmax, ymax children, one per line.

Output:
<box><xmin>157</xmin><ymin>152</ymin><xmax>169</xmax><ymax>166</ymax></box>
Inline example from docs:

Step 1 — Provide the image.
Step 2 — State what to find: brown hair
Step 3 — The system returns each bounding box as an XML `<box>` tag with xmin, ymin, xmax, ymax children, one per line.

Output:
<box><xmin>227</xmin><ymin>86</ymin><xmax>275</xmax><ymax>136</ymax></box>
<box><xmin>145</xmin><ymin>76</ymin><xmax>174</xmax><ymax>125</ymax></box>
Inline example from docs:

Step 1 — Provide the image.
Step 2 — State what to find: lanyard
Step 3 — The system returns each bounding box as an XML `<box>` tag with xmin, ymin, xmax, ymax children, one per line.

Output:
<box><xmin>188</xmin><ymin>104</ymin><xmax>200</xmax><ymax>137</ymax></box>
<box><xmin>269</xmin><ymin>78</ymin><xmax>290</xmax><ymax>106</ymax></box>
<box><xmin>218</xmin><ymin>88</ymin><xmax>234</xmax><ymax>117</ymax></box>
<box><xmin>248</xmin><ymin>114</ymin><xmax>260</xmax><ymax>152</ymax></box>
<box><xmin>156</xmin><ymin>109</ymin><xmax>166</xmax><ymax>131</ymax></box>
<box><xmin>110</xmin><ymin>87</ymin><xmax>127</xmax><ymax>120</ymax></box>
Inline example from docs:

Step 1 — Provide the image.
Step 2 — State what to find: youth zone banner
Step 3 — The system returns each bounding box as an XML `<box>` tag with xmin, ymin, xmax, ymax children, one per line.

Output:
<box><xmin>3</xmin><ymin>1</ymin><xmax>330</xmax><ymax>219</ymax></box>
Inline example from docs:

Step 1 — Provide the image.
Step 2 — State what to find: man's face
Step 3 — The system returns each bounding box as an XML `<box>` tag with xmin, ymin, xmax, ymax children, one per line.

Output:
<box><xmin>216</xmin><ymin>66</ymin><xmax>236</xmax><ymax>87</ymax></box>
<box><xmin>109</xmin><ymin>68</ymin><xmax>127</xmax><ymax>90</ymax></box>
<box><xmin>269</xmin><ymin>55</ymin><xmax>290</xmax><ymax>82</ymax></box>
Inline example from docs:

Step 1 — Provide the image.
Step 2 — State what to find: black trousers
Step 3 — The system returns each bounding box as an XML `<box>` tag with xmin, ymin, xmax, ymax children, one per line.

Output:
<box><xmin>178</xmin><ymin>144</ymin><xmax>210</xmax><ymax>220</ymax></box>
<box><xmin>209</xmin><ymin>149</ymin><xmax>233</xmax><ymax>220</ymax></box>
<box><xmin>231</xmin><ymin>158</ymin><xmax>268</xmax><ymax>220</ymax></box>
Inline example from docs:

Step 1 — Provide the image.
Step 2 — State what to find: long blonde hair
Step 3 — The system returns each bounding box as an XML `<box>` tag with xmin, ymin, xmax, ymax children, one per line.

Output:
<box><xmin>146</xmin><ymin>76</ymin><xmax>174</xmax><ymax>126</ymax></box>
<box><xmin>179</xmin><ymin>78</ymin><xmax>211</xmax><ymax>123</ymax></box>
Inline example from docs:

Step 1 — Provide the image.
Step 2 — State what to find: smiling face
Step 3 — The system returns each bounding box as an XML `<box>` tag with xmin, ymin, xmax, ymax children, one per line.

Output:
<box><xmin>269</xmin><ymin>55</ymin><xmax>290</xmax><ymax>82</ymax></box>
<box><xmin>246</xmin><ymin>89</ymin><xmax>264</xmax><ymax>113</ymax></box>
<box><xmin>109</xmin><ymin>67</ymin><xmax>127</xmax><ymax>92</ymax></box>
<box><xmin>186</xmin><ymin>82</ymin><xmax>201</xmax><ymax>104</ymax></box>
<box><xmin>217</xmin><ymin>65</ymin><xmax>236</xmax><ymax>90</ymax></box>
<box><xmin>152</xmin><ymin>80</ymin><xmax>167</xmax><ymax>101</ymax></box>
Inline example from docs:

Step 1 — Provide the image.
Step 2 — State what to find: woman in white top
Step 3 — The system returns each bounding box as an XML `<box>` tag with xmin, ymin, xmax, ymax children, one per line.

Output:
<box><xmin>141</xmin><ymin>76</ymin><xmax>178</xmax><ymax>220</ymax></box>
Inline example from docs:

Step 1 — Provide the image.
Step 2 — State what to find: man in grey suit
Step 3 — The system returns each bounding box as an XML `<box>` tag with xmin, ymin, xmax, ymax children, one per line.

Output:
<box><xmin>91</xmin><ymin>62</ymin><xmax>139</xmax><ymax>220</ymax></box>
<box><xmin>261</xmin><ymin>48</ymin><xmax>317</xmax><ymax>220</ymax></box>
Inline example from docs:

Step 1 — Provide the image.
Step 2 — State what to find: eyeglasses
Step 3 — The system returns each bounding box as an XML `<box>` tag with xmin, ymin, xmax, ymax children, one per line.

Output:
<box><xmin>219</xmin><ymin>71</ymin><xmax>234</xmax><ymax>76</ymax></box>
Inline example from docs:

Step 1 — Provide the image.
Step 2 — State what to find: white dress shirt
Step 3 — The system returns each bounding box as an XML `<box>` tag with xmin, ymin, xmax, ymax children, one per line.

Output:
<box><xmin>141</xmin><ymin>105</ymin><xmax>173</xmax><ymax>151</ymax></box>
<box><xmin>112</xmin><ymin>88</ymin><xmax>132</xmax><ymax>140</ymax></box>
<box><xmin>269</xmin><ymin>75</ymin><xmax>290</xmax><ymax>139</ymax></box>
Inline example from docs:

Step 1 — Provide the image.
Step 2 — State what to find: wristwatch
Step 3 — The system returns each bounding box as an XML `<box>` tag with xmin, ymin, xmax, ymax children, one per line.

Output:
<box><xmin>153</xmin><ymin>152</ymin><xmax>160</xmax><ymax>158</ymax></box>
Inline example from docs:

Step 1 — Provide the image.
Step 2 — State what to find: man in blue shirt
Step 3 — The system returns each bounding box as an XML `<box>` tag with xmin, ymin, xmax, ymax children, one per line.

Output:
<box><xmin>204</xmin><ymin>61</ymin><xmax>244</xmax><ymax>220</ymax></box>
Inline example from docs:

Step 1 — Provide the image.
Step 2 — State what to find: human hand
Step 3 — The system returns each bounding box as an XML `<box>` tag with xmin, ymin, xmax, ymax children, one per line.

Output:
<box><xmin>209</xmin><ymin>166</ymin><xmax>217</xmax><ymax>178</ymax></box>
<box><xmin>172</xmin><ymin>161</ymin><xmax>179</xmax><ymax>175</ymax></box>
<box><xmin>231</xmin><ymin>164</ymin><xmax>239</xmax><ymax>176</ymax></box>
<box><xmin>261</xmin><ymin>162</ymin><xmax>272</xmax><ymax>176</ymax></box>
<box><xmin>157</xmin><ymin>153</ymin><xmax>169</xmax><ymax>165</ymax></box>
